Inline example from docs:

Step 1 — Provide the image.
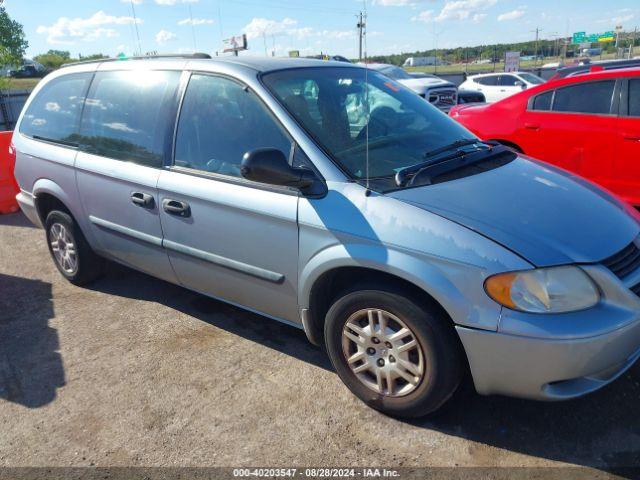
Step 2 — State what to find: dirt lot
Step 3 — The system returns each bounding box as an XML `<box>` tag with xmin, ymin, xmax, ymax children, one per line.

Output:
<box><xmin>1</xmin><ymin>211</ymin><xmax>639</xmax><ymax>475</ymax></box>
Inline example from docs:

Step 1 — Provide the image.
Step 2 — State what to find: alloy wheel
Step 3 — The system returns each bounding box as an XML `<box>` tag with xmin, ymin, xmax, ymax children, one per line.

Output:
<box><xmin>341</xmin><ymin>308</ymin><xmax>425</xmax><ymax>397</ymax></box>
<box><xmin>49</xmin><ymin>222</ymin><xmax>78</xmax><ymax>274</ymax></box>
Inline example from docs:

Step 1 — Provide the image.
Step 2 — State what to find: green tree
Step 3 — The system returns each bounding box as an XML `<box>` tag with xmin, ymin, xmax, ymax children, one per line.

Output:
<box><xmin>34</xmin><ymin>50</ymin><xmax>71</xmax><ymax>70</ymax></box>
<box><xmin>0</xmin><ymin>6</ymin><xmax>28</xmax><ymax>67</ymax></box>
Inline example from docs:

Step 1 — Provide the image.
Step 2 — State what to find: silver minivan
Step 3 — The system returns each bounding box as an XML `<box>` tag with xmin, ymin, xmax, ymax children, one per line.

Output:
<box><xmin>13</xmin><ymin>55</ymin><xmax>640</xmax><ymax>417</ymax></box>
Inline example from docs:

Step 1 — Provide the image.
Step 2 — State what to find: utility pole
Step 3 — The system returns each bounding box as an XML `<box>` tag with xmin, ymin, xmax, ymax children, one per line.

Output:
<box><xmin>531</xmin><ymin>27</ymin><xmax>542</xmax><ymax>67</ymax></box>
<box><xmin>357</xmin><ymin>11</ymin><xmax>366</xmax><ymax>62</ymax></box>
<box><xmin>630</xmin><ymin>27</ymin><xmax>638</xmax><ymax>59</ymax></box>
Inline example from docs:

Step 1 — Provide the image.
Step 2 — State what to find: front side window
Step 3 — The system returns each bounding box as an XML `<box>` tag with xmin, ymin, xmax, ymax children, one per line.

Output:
<box><xmin>518</xmin><ymin>73</ymin><xmax>544</xmax><ymax>85</ymax></box>
<box><xmin>174</xmin><ymin>74</ymin><xmax>292</xmax><ymax>178</ymax></box>
<box><xmin>76</xmin><ymin>70</ymin><xmax>180</xmax><ymax>168</ymax></box>
<box><xmin>19</xmin><ymin>73</ymin><xmax>92</xmax><ymax>144</ymax></box>
<box><xmin>262</xmin><ymin>67</ymin><xmax>475</xmax><ymax>180</ymax></box>
<box><xmin>552</xmin><ymin>80</ymin><xmax>615</xmax><ymax>115</ymax></box>
<box><xmin>628</xmin><ymin>79</ymin><xmax>640</xmax><ymax>117</ymax></box>
<box><xmin>498</xmin><ymin>75</ymin><xmax>518</xmax><ymax>86</ymax></box>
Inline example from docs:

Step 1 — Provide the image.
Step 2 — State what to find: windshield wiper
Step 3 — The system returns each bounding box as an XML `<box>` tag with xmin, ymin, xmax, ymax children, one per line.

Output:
<box><xmin>395</xmin><ymin>140</ymin><xmax>502</xmax><ymax>187</ymax></box>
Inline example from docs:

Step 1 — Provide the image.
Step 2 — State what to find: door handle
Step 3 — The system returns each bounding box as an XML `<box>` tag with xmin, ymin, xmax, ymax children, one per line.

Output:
<box><xmin>524</xmin><ymin>123</ymin><xmax>541</xmax><ymax>131</ymax></box>
<box><xmin>162</xmin><ymin>199</ymin><xmax>191</xmax><ymax>217</ymax></box>
<box><xmin>623</xmin><ymin>134</ymin><xmax>640</xmax><ymax>142</ymax></box>
<box><xmin>131</xmin><ymin>192</ymin><xmax>155</xmax><ymax>209</ymax></box>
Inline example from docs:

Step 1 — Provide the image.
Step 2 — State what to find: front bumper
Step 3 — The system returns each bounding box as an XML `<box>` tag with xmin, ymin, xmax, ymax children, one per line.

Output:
<box><xmin>16</xmin><ymin>190</ymin><xmax>42</xmax><ymax>228</ymax></box>
<box><xmin>458</xmin><ymin>264</ymin><xmax>640</xmax><ymax>400</ymax></box>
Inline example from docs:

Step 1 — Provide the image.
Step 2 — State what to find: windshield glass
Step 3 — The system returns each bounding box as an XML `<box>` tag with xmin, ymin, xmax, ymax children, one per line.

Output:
<box><xmin>262</xmin><ymin>67</ymin><xmax>475</xmax><ymax>180</ymax></box>
<box><xmin>378</xmin><ymin>66</ymin><xmax>413</xmax><ymax>80</ymax></box>
<box><xmin>518</xmin><ymin>73</ymin><xmax>544</xmax><ymax>85</ymax></box>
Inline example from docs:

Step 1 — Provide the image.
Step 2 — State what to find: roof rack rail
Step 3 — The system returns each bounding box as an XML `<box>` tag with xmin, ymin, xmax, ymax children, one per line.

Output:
<box><xmin>62</xmin><ymin>52</ymin><xmax>212</xmax><ymax>68</ymax></box>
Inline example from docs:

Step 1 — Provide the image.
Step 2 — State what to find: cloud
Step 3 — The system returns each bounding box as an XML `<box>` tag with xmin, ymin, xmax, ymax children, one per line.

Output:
<box><xmin>497</xmin><ymin>9</ymin><xmax>525</xmax><ymax>21</ymax></box>
<box><xmin>121</xmin><ymin>0</ymin><xmax>143</xmax><ymax>4</ymax></box>
<box><xmin>178</xmin><ymin>17</ymin><xmax>214</xmax><ymax>26</ymax></box>
<box><xmin>242</xmin><ymin>17</ymin><xmax>297</xmax><ymax>39</ymax></box>
<box><xmin>600</xmin><ymin>10</ymin><xmax>636</xmax><ymax>25</ymax></box>
<box><xmin>413</xmin><ymin>0</ymin><xmax>497</xmax><ymax>23</ymax></box>
<box><xmin>36</xmin><ymin>10</ymin><xmax>141</xmax><ymax>45</ymax></box>
<box><xmin>155</xmin><ymin>0</ymin><xmax>198</xmax><ymax>5</ymax></box>
<box><xmin>155</xmin><ymin>29</ymin><xmax>177</xmax><ymax>44</ymax></box>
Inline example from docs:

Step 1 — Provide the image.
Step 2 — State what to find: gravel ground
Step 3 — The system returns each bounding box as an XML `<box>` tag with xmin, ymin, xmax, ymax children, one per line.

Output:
<box><xmin>1</xmin><ymin>211</ymin><xmax>639</xmax><ymax>477</ymax></box>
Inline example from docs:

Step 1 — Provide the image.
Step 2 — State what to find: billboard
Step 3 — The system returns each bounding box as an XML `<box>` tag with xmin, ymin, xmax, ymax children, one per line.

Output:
<box><xmin>504</xmin><ymin>51</ymin><xmax>520</xmax><ymax>72</ymax></box>
<box><xmin>223</xmin><ymin>34</ymin><xmax>247</xmax><ymax>53</ymax></box>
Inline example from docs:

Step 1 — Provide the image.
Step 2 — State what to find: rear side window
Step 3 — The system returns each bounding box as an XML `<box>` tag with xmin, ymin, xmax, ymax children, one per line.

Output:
<box><xmin>174</xmin><ymin>74</ymin><xmax>292</xmax><ymax>178</ymax></box>
<box><xmin>531</xmin><ymin>91</ymin><xmax>553</xmax><ymax>111</ymax></box>
<box><xmin>19</xmin><ymin>73</ymin><xmax>91</xmax><ymax>145</ymax></box>
<box><xmin>628</xmin><ymin>79</ymin><xmax>640</xmax><ymax>117</ymax></box>
<box><xmin>552</xmin><ymin>81</ymin><xmax>615</xmax><ymax>115</ymax></box>
<box><xmin>475</xmin><ymin>76</ymin><xmax>497</xmax><ymax>86</ymax></box>
<box><xmin>77</xmin><ymin>70</ymin><xmax>180</xmax><ymax>168</ymax></box>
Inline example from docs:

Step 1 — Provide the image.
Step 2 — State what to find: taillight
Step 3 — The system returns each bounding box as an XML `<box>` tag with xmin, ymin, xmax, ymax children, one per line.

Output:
<box><xmin>8</xmin><ymin>141</ymin><xmax>15</xmax><ymax>170</ymax></box>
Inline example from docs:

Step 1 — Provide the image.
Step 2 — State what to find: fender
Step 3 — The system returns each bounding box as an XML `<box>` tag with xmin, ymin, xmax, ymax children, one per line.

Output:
<box><xmin>299</xmin><ymin>242</ymin><xmax>503</xmax><ymax>332</ymax></box>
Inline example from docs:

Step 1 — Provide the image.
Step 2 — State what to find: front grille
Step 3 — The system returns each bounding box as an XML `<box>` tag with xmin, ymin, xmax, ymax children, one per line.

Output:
<box><xmin>601</xmin><ymin>239</ymin><xmax>640</xmax><ymax>279</ymax></box>
<box><xmin>428</xmin><ymin>88</ymin><xmax>457</xmax><ymax>109</ymax></box>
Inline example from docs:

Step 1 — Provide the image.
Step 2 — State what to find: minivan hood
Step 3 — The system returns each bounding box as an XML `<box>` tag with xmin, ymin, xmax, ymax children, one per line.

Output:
<box><xmin>388</xmin><ymin>156</ymin><xmax>640</xmax><ymax>266</ymax></box>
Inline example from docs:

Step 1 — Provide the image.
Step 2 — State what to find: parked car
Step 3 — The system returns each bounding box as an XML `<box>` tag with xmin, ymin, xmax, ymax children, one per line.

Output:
<box><xmin>456</xmin><ymin>89</ymin><xmax>486</xmax><ymax>104</ymax></box>
<box><xmin>449</xmin><ymin>68</ymin><xmax>640</xmax><ymax>206</ymax></box>
<box><xmin>365</xmin><ymin>63</ymin><xmax>458</xmax><ymax>111</ymax></box>
<box><xmin>459</xmin><ymin>71</ymin><xmax>545</xmax><ymax>103</ymax></box>
<box><xmin>13</xmin><ymin>55</ymin><xmax>640</xmax><ymax>418</ymax></box>
<box><xmin>7</xmin><ymin>64</ymin><xmax>48</xmax><ymax>79</ymax></box>
<box><xmin>550</xmin><ymin>58</ymin><xmax>640</xmax><ymax>81</ymax></box>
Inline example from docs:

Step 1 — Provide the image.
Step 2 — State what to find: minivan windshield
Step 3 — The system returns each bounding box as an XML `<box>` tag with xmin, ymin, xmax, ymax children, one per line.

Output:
<box><xmin>262</xmin><ymin>67</ymin><xmax>476</xmax><ymax>183</ymax></box>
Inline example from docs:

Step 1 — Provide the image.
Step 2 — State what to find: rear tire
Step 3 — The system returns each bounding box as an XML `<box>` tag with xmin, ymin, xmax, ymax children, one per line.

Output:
<box><xmin>324</xmin><ymin>286</ymin><xmax>463</xmax><ymax>418</ymax></box>
<box><xmin>45</xmin><ymin>210</ymin><xmax>104</xmax><ymax>285</ymax></box>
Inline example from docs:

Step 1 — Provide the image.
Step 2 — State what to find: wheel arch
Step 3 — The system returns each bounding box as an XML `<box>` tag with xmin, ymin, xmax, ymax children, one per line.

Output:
<box><xmin>32</xmin><ymin>179</ymin><xmax>76</xmax><ymax>224</ymax></box>
<box><xmin>299</xmin><ymin>245</ymin><xmax>473</xmax><ymax>346</ymax></box>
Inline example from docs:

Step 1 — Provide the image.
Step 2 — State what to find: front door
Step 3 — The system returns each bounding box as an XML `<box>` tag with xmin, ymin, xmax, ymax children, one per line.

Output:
<box><xmin>157</xmin><ymin>73</ymin><xmax>300</xmax><ymax>323</ymax></box>
<box><xmin>75</xmin><ymin>69</ymin><xmax>181</xmax><ymax>282</ymax></box>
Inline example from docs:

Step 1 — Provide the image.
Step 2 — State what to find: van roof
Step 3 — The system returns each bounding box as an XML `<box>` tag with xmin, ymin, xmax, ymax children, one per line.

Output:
<box><xmin>63</xmin><ymin>54</ymin><xmax>358</xmax><ymax>73</ymax></box>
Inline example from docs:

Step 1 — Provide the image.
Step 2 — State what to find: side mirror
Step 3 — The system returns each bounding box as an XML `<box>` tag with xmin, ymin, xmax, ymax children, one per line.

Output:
<box><xmin>241</xmin><ymin>148</ymin><xmax>318</xmax><ymax>192</ymax></box>
<box><xmin>515</xmin><ymin>81</ymin><xmax>526</xmax><ymax>90</ymax></box>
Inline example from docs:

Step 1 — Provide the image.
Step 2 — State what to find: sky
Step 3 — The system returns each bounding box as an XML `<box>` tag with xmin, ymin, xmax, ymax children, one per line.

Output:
<box><xmin>5</xmin><ymin>0</ymin><xmax>640</xmax><ymax>60</ymax></box>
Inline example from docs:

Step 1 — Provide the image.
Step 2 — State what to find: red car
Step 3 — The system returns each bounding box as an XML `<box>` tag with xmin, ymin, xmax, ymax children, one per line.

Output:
<box><xmin>449</xmin><ymin>68</ymin><xmax>640</xmax><ymax>206</ymax></box>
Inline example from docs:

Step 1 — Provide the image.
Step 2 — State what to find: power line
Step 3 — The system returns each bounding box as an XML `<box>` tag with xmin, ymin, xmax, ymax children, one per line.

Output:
<box><xmin>188</xmin><ymin>4</ymin><xmax>197</xmax><ymax>51</ymax></box>
<box><xmin>129</xmin><ymin>0</ymin><xmax>142</xmax><ymax>56</ymax></box>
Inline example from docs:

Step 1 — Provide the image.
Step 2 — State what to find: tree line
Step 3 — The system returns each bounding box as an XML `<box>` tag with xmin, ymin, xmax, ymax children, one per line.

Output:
<box><xmin>367</xmin><ymin>37</ymin><xmax>629</xmax><ymax>66</ymax></box>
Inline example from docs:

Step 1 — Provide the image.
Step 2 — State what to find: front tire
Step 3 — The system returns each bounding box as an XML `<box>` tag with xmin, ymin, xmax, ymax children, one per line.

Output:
<box><xmin>324</xmin><ymin>287</ymin><xmax>463</xmax><ymax>418</ymax></box>
<box><xmin>45</xmin><ymin>210</ymin><xmax>104</xmax><ymax>285</ymax></box>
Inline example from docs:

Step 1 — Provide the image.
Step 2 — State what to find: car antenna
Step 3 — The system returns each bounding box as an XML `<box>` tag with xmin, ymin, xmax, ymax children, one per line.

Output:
<box><xmin>362</xmin><ymin>1</ymin><xmax>371</xmax><ymax>197</ymax></box>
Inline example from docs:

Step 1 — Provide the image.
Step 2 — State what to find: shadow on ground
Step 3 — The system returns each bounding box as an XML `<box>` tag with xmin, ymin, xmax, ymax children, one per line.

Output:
<box><xmin>0</xmin><ymin>273</ymin><xmax>65</xmax><ymax>408</ymax></box>
<box><xmin>86</xmin><ymin>262</ymin><xmax>640</xmax><ymax>473</ymax></box>
<box><xmin>89</xmin><ymin>262</ymin><xmax>332</xmax><ymax>372</ymax></box>
<box><xmin>0</xmin><ymin>212</ymin><xmax>37</xmax><ymax>228</ymax></box>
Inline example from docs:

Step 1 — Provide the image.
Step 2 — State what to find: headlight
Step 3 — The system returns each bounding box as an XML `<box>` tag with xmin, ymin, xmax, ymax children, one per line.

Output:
<box><xmin>484</xmin><ymin>266</ymin><xmax>599</xmax><ymax>314</ymax></box>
